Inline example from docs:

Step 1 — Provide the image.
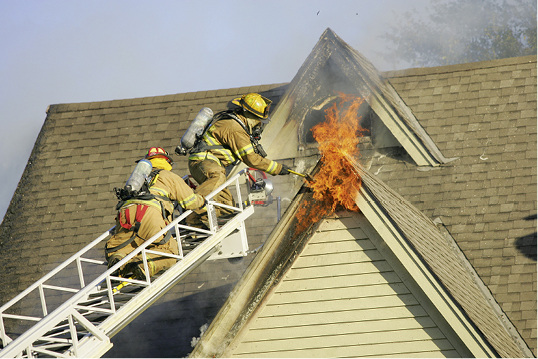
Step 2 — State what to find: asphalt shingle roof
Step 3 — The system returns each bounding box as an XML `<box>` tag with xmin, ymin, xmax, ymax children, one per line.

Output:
<box><xmin>0</xmin><ymin>28</ymin><xmax>535</xmax><ymax>356</ymax></box>
<box><xmin>375</xmin><ymin>55</ymin><xmax>537</xmax><ymax>353</ymax></box>
<box><xmin>0</xmin><ymin>84</ymin><xmax>289</xmax><ymax>357</ymax></box>
<box><xmin>355</xmin><ymin>163</ymin><xmax>531</xmax><ymax>357</ymax></box>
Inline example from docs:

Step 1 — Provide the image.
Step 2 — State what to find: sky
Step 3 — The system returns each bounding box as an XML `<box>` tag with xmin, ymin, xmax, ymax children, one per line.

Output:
<box><xmin>0</xmin><ymin>0</ymin><xmax>433</xmax><ymax>220</ymax></box>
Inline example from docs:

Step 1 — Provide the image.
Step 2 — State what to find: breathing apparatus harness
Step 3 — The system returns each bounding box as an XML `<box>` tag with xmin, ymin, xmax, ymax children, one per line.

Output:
<box><xmin>113</xmin><ymin>168</ymin><xmax>161</xmax><ymax>205</ymax></box>
<box><xmin>107</xmin><ymin>169</ymin><xmax>174</xmax><ymax>255</ymax></box>
<box><xmin>189</xmin><ymin>110</ymin><xmax>268</xmax><ymax>160</ymax></box>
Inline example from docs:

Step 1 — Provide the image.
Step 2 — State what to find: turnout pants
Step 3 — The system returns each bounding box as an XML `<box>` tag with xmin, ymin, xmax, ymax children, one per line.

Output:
<box><xmin>106</xmin><ymin>204</ymin><xmax>178</xmax><ymax>277</ymax></box>
<box><xmin>188</xmin><ymin>159</ymin><xmax>235</xmax><ymax>220</ymax></box>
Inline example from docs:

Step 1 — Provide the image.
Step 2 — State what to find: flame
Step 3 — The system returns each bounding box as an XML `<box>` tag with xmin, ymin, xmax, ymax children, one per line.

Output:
<box><xmin>294</xmin><ymin>94</ymin><xmax>367</xmax><ymax>233</ymax></box>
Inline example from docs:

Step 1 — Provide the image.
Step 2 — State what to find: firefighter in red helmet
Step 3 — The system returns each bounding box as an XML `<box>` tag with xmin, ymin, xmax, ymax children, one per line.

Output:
<box><xmin>106</xmin><ymin>147</ymin><xmax>206</xmax><ymax>279</ymax></box>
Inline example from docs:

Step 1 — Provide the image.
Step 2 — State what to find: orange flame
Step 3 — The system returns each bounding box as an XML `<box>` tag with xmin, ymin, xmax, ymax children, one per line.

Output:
<box><xmin>294</xmin><ymin>94</ymin><xmax>367</xmax><ymax>233</ymax></box>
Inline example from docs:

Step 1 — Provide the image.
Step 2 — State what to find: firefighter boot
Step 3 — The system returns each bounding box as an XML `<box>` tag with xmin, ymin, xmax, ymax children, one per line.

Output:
<box><xmin>128</xmin><ymin>258</ymin><xmax>156</xmax><ymax>280</ymax></box>
<box><xmin>107</xmin><ymin>254</ymin><xmax>126</xmax><ymax>276</ymax></box>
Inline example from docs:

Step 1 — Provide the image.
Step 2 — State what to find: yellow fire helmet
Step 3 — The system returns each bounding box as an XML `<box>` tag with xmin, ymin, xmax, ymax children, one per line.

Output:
<box><xmin>232</xmin><ymin>93</ymin><xmax>272</xmax><ymax>120</ymax></box>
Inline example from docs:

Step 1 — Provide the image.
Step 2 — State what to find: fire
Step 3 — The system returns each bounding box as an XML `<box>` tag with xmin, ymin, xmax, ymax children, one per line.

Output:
<box><xmin>294</xmin><ymin>94</ymin><xmax>367</xmax><ymax>233</ymax></box>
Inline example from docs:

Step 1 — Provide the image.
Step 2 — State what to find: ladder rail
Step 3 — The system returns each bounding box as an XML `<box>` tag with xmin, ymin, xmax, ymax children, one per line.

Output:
<box><xmin>0</xmin><ymin>169</ymin><xmax>252</xmax><ymax>358</ymax></box>
<box><xmin>99</xmin><ymin>205</ymin><xmax>254</xmax><ymax>338</ymax></box>
<box><xmin>0</xmin><ymin>229</ymin><xmax>114</xmax><ymax>318</ymax></box>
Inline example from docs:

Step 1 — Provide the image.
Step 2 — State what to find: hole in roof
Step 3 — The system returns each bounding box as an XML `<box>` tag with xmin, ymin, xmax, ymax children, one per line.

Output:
<box><xmin>298</xmin><ymin>95</ymin><xmax>411</xmax><ymax>164</ymax></box>
<box><xmin>300</xmin><ymin>96</ymin><xmax>402</xmax><ymax>152</ymax></box>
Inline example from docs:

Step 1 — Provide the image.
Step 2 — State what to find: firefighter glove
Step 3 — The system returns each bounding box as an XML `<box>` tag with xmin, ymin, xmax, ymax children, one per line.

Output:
<box><xmin>279</xmin><ymin>164</ymin><xmax>292</xmax><ymax>175</ymax></box>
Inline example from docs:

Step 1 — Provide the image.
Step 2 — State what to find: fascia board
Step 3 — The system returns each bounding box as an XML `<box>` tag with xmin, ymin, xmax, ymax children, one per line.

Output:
<box><xmin>355</xmin><ymin>185</ymin><xmax>496</xmax><ymax>358</ymax></box>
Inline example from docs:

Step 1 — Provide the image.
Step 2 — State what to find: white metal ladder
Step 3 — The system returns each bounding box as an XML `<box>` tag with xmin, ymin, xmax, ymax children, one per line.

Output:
<box><xmin>0</xmin><ymin>169</ymin><xmax>254</xmax><ymax>358</ymax></box>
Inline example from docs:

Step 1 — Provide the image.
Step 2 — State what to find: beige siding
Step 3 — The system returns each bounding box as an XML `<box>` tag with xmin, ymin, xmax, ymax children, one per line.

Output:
<box><xmin>227</xmin><ymin>214</ymin><xmax>463</xmax><ymax>358</ymax></box>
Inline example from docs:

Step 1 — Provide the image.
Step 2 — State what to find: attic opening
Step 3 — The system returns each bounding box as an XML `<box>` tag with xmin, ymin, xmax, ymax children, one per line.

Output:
<box><xmin>301</xmin><ymin>96</ymin><xmax>401</xmax><ymax>151</ymax></box>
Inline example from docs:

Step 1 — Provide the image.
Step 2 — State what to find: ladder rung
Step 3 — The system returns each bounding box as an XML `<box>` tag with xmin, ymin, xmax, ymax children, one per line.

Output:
<box><xmin>43</xmin><ymin>324</ymin><xmax>70</xmax><ymax>336</ymax></box>
<box><xmin>107</xmin><ymin>276</ymin><xmax>148</xmax><ymax>286</ymax></box>
<box><xmin>42</xmin><ymin>325</ymin><xmax>89</xmax><ymax>342</ymax></box>
<box><xmin>0</xmin><ymin>313</ymin><xmax>42</xmax><ymax>322</ymax></box>
<box><xmin>177</xmin><ymin>225</ymin><xmax>213</xmax><ymax>235</ymax></box>
<box><xmin>82</xmin><ymin>311</ymin><xmax>113</xmax><ymax>322</ymax></box>
<box><xmin>28</xmin><ymin>345</ymin><xmax>71</xmax><ymax>358</ymax></box>
<box><xmin>74</xmin><ymin>306</ymin><xmax>115</xmax><ymax>315</ymax></box>
<box><xmin>35</xmin><ymin>335</ymin><xmax>71</xmax><ymax>345</ymax></box>
<box><xmin>144</xmin><ymin>250</ymin><xmax>182</xmax><ymax>260</ymax></box>
<box><xmin>41</xmin><ymin>284</ymin><xmax>80</xmax><ymax>293</ymax></box>
<box><xmin>79</xmin><ymin>257</ymin><xmax>107</xmax><ymax>265</ymax></box>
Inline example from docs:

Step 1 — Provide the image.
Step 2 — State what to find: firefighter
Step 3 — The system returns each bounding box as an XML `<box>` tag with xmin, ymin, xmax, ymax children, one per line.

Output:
<box><xmin>187</xmin><ymin>93</ymin><xmax>290</xmax><ymax>225</ymax></box>
<box><xmin>106</xmin><ymin>147</ymin><xmax>206</xmax><ymax>279</ymax></box>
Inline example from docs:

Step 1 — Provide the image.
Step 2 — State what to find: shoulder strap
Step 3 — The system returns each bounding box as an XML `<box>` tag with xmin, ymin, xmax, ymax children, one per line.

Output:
<box><xmin>147</xmin><ymin>169</ymin><xmax>162</xmax><ymax>186</ymax></box>
<box><xmin>221</xmin><ymin>111</ymin><xmax>251</xmax><ymax>135</ymax></box>
<box><xmin>224</xmin><ymin>112</ymin><xmax>267</xmax><ymax>157</ymax></box>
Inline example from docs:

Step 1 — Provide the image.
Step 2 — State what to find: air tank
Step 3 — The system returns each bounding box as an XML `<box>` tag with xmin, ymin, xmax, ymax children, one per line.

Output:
<box><xmin>125</xmin><ymin>159</ymin><xmax>153</xmax><ymax>193</ymax></box>
<box><xmin>176</xmin><ymin>107</ymin><xmax>214</xmax><ymax>155</ymax></box>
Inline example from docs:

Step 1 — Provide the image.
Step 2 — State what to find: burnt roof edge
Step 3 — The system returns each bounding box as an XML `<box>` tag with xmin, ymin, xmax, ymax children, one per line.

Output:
<box><xmin>189</xmin><ymin>189</ymin><xmax>321</xmax><ymax>357</ymax></box>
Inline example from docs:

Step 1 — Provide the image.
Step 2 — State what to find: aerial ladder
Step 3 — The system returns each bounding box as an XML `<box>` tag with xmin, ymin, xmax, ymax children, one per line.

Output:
<box><xmin>0</xmin><ymin>169</ymin><xmax>265</xmax><ymax>358</ymax></box>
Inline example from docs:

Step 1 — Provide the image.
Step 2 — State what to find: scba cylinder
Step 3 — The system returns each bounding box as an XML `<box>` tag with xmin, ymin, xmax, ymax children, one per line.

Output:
<box><xmin>176</xmin><ymin>107</ymin><xmax>213</xmax><ymax>155</ymax></box>
<box><xmin>125</xmin><ymin>159</ymin><xmax>153</xmax><ymax>193</ymax></box>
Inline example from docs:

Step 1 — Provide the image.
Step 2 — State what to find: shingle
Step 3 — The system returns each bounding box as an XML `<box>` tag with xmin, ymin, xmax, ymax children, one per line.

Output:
<box><xmin>1</xmin><ymin>32</ymin><xmax>535</xmax><ymax>357</ymax></box>
<box><xmin>383</xmin><ymin>55</ymin><xmax>536</xmax><ymax>354</ymax></box>
<box><xmin>1</xmin><ymin>79</ymin><xmax>290</xmax><ymax>355</ymax></box>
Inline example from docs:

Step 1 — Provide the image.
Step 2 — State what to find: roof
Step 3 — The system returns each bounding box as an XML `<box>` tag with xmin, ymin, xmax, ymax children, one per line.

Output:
<box><xmin>0</xmin><ymin>28</ymin><xmax>535</xmax><ymax>357</ymax></box>
<box><xmin>0</xmin><ymin>83</ymin><xmax>290</xmax><ymax>357</ymax></box>
<box><xmin>189</xmin><ymin>31</ymin><xmax>535</xmax><ymax>355</ymax></box>
<box><xmin>190</xmin><ymin>162</ymin><xmax>529</xmax><ymax>357</ymax></box>
<box><xmin>375</xmin><ymin>54</ymin><xmax>537</xmax><ymax>354</ymax></box>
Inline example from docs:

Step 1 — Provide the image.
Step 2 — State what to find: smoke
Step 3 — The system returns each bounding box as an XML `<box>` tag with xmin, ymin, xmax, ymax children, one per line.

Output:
<box><xmin>380</xmin><ymin>0</ymin><xmax>537</xmax><ymax>67</ymax></box>
<box><xmin>190</xmin><ymin>323</ymin><xmax>209</xmax><ymax>348</ymax></box>
<box><xmin>103</xmin><ymin>281</ymin><xmax>235</xmax><ymax>358</ymax></box>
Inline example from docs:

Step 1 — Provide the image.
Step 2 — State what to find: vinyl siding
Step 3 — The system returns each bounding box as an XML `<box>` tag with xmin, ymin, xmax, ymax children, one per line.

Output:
<box><xmin>227</xmin><ymin>214</ymin><xmax>462</xmax><ymax>358</ymax></box>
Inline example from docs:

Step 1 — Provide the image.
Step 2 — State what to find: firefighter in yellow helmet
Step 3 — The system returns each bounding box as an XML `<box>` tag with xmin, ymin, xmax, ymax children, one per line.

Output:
<box><xmin>106</xmin><ymin>147</ymin><xmax>206</xmax><ymax>279</ymax></box>
<box><xmin>187</xmin><ymin>93</ymin><xmax>290</xmax><ymax>224</ymax></box>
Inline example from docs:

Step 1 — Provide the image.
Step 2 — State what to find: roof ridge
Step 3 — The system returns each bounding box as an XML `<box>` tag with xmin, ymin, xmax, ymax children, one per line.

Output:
<box><xmin>383</xmin><ymin>55</ymin><xmax>537</xmax><ymax>78</ymax></box>
<box><xmin>46</xmin><ymin>83</ymin><xmax>289</xmax><ymax>114</ymax></box>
